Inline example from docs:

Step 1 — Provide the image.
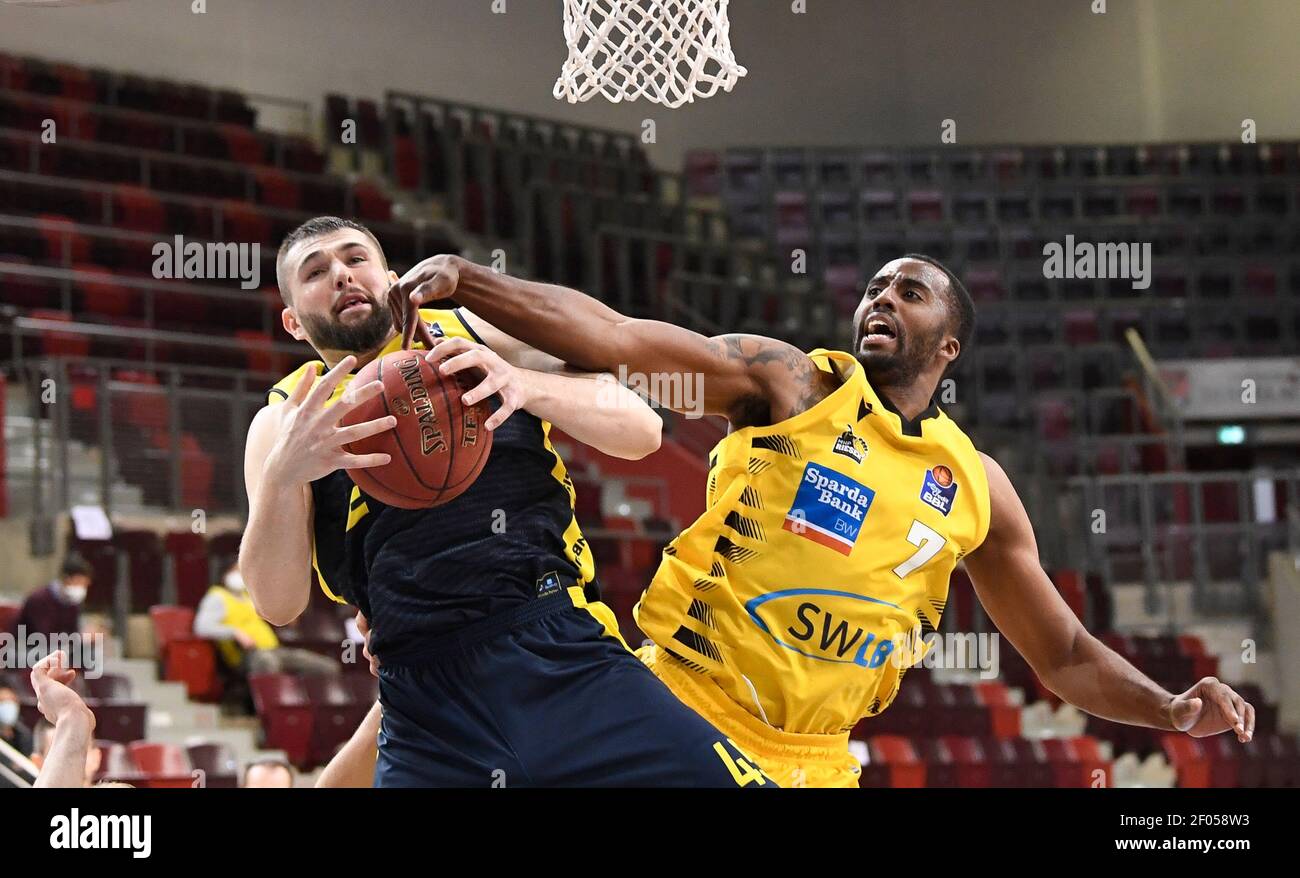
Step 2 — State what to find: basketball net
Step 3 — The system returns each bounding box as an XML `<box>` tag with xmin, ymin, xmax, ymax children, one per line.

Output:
<box><xmin>554</xmin><ymin>0</ymin><xmax>747</xmax><ymax>108</ymax></box>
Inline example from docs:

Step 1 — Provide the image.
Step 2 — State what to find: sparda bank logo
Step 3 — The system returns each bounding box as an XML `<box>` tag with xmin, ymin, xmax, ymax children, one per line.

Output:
<box><xmin>744</xmin><ymin>588</ymin><xmax>901</xmax><ymax>668</ymax></box>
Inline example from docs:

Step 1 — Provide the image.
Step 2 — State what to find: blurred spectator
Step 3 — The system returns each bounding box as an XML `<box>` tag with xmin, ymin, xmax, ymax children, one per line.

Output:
<box><xmin>0</xmin><ymin>685</ymin><xmax>32</xmax><ymax>757</ymax></box>
<box><xmin>193</xmin><ymin>562</ymin><xmax>337</xmax><ymax>676</ymax></box>
<box><xmin>12</xmin><ymin>554</ymin><xmax>94</xmax><ymax>657</ymax></box>
<box><xmin>243</xmin><ymin>757</ymin><xmax>295</xmax><ymax>788</ymax></box>
<box><xmin>0</xmin><ymin>685</ymin><xmax>35</xmax><ymax>787</ymax></box>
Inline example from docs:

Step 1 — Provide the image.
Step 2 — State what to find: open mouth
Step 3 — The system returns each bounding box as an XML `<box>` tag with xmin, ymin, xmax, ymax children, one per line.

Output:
<box><xmin>862</xmin><ymin>313</ymin><xmax>898</xmax><ymax>345</ymax></box>
<box><xmin>334</xmin><ymin>291</ymin><xmax>373</xmax><ymax>318</ymax></box>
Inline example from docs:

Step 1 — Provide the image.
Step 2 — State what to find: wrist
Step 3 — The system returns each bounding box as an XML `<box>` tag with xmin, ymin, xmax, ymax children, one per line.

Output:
<box><xmin>260</xmin><ymin>451</ymin><xmax>303</xmax><ymax>493</ymax></box>
<box><xmin>56</xmin><ymin>702</ymin><xmax>96</xmax><ymax>734</ymax></box>
<box><xmin>455</xmin><ymin>256</ymin><xmax>492</xmax><ymax>298</ymax></box>
<box><xmin>514</xmin><ymin>367</ymin><xmax>548</xmax><ymax>412</ymax></box>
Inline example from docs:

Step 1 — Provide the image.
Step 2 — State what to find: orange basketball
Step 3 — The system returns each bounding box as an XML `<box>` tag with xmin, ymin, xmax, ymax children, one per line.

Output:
<box><xmin>339</xmin><ymin>350</ymin><xmax>492</xmax><ymax>509</ymax></box>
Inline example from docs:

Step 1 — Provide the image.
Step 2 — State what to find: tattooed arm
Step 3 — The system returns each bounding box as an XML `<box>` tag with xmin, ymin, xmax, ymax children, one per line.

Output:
<box><xmin>387</xmin><ymin>255</ymin><xmax>837</xmax><ymax>426</ymax></box>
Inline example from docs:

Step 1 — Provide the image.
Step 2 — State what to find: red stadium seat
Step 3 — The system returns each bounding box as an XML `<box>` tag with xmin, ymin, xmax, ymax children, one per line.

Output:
<box><xmin>129</xmin><ymin>741</ymin><xmax>189</xmax><ymax>775</ymax></box>
<box><xmin>866</xmin><ymin>735</ymin><xmax>926</xmax><ymax>787</ymax></box>
<box><xmin>974</xmin><ymin>682</ymin><xmax>1022</xmax><ymax>740</ymax></box>
<box><xmin>165</xmin><ymin>531</ymin><xmax>210</xmax><ymax>609</ymax></box>
<box><xmin>84</xmin><ymin>673</ymin><xmax>133</xmax><ymax>702</ymax></box>
<box><xmin>187</xmin><ymin>743</ymin><xmax>240</xmax><ymax>788</ymax></box>
<box><xmin>150</xmin><ymin>605</ymin><xmax>221</xmax><ymax>701</ymax></box>
<box><xmin>28</xmin><ymin>309</ymin><xmax>90</xmax><ymax>358</ymax></box>
<box><xmin>352</xmin><ymin>179</ymin><xmax>392</xmax><ymax>221</ymax></box>
<box><xmin>98</xmin><ymin>741</ymin><xmax>140</xmax><ymax>782</ymax></box>
<box><xmin>74</xmin><ymin>262</ymin><xmax>137</xmax><ymax>319</ymax></box>
<box><xmin>88</xmin><ymin>702</ymin><xmax>147</xmax><ymax>744</ymax></box>
<box><xmin>255</xmin><ymin>167</ymin><xmax>300</xmax><ymax>209</ymax></box>
<box><xmin>249</xmin><ymin>673</ymin><xmax>314</xmax><ymax>768</ymax></box>
<box><xmin>303</xmin><ymin>675</ymin><xmax>363</xmax><ymax>765</ymax></box>
<box><xmin>220</xmin><ymin>124</ymin><xmax>264</xmax><ymax>165</ymax></box>
<box><xmin>113</xmin><ymin>185</ymin><xmax>167</xmax><ymax>234</ymax></box>
<box><xmin>1161</xmin><ymin>735</ymin><xmax>1211</xmax><ymax>788</ymax></box>
<box><xmin>221</xmin><ymin>200</ymin><xmax>272</xmax><ymax>243</ymax></box>
<box><xmin>35</xmin><ymin>213</ymin><xmax>91</xmax><ymax>264</ymax></box>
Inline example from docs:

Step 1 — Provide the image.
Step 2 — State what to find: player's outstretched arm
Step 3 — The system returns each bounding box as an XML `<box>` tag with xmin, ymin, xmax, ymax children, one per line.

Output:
<box><xmin>240</xmin><ymin>356</ymin><xmax>395</xmax><ymax>626</ymax></box>
<box><xmin>421</xmin><ymin>322</ymin><xmax>662</xmax><ymax>460</ymax></box>
<box><xmin>964</xmin><ymin>453</ymin><xmax>1255</xmax><ymax>742</ymax></box>
<box><xmin>31</xmin><ymin>652</ymin><xmax>95</xmax><ymax>789</ymax></box>
<box><xmin>389</xmin><ymin>255</ymin><xmax>834</xmax><ymax>426</ymax></box>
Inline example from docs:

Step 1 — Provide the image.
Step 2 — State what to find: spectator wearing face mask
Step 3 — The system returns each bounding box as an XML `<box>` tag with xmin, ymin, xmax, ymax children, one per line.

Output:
<box><xmin>193</xmin><ymin>563</ymin><xmax>337</xmax><ymax>677</ymax></box>
<box><xmin>11</xmin><ymin>554</ymin><xmax>93</xmax><ymax>658</ymax></box>
<box><xmin>0</xmin><ymin>685</ymin><xmax>33</xmax><ymax>760</ymax></box>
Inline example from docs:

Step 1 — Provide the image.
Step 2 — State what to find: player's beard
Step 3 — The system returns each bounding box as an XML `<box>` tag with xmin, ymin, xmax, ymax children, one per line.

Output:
<box><xmin>297</xmin><ymin>297</ymin><xmax>393</xmax><ymax>355</ymax></box>
<box><xmin>854</xmin><ymin>321</ymin><xmax>944</xmax><ymax>390</ymax></box>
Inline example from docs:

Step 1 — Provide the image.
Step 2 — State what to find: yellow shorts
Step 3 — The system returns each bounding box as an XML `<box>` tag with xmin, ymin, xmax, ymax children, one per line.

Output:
<box><xmin>636</xmin><ymin>644</ymin><xmax>862</xmax><ymax>788</ymax></box>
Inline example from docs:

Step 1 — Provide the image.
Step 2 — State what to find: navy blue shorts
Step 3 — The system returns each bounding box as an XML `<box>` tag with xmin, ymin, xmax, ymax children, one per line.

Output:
<box><xmin>374</xmin><ymin>595</ymin><xmax>777</xmax><ymax>788</ymax></box>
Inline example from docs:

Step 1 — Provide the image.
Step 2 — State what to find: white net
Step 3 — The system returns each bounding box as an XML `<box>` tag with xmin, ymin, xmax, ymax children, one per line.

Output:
<box><xmin>554</xmin><ymin>0</ymin><xmax>747</xmax><ymax>108</ymax></box>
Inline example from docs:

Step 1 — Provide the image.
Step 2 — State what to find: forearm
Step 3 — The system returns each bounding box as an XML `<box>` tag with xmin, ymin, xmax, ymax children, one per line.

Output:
<box><xmin>522</xmin><ymin>369</ymin><xmax>661</xmax><ymax>460</ymax></box>
<box><xmin>35</xmin><ymin>707</ymin><xmax>95</xmax><ymax>788</ymax></box>
<box><xmin>315</xmin><ymin>701</ymin><xmax>381</xmax><ymax>788</ymax></box>
<box><xmin>1042</xmin><ymin>631</ymin><xmax>1177</xmax><ymax>731</ymax></box>
<box><xmin>455</xmin><ymin>259</ymin><xmax>632</xmax><ymax>372</ymax></box>
<box><xmin>239</xmin><ymin>478</ymin><xmax>312</xmax><ymax>626</ymax></box>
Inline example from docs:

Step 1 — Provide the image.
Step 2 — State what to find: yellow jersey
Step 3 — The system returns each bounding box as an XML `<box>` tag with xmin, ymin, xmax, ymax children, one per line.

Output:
<box><xmin>635</xmin><ymin>349</ymin><xmax>990</xmax><ymax>735</ymax></box>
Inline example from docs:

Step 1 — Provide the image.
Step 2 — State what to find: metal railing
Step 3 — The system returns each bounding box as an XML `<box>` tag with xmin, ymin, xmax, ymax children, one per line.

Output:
<box><xmin>0</xmin><ymin>170</ymin><xmax>451</xmax><ymax>262</ymax></box>
<box><xmin>0</xmin><ymin>86</ymin><xmax>314</xmax><ymax>170</ymax></box>
<box><xmin>7</xmin><ymin>356</ymin><xmax>272</xmax><ymax>524</ymax></box>
<box><xmin>1063</xmin><ymin>468</ymin><xmax>1300</xmax><ymax>621</ymax></box>
<box><xmin>0</xmin><ymin>126</ymin><xmax>346</xmax><ymax>208</ymax></box>
<box><xmin>1</xmin><ymin>259</ymin><xmax>281</xmax><ymax>337</ymax></box>
<box><xmin>5</xmin><ymin>313</ymin><xmax>306</xmax><ymax>375</ymax></box>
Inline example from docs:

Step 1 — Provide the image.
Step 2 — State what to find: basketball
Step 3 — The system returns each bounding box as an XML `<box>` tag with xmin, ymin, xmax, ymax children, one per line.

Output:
<box><xmin>339</xmin><ymin>350</ymin><xmax>492</xmax><ymax>509</ymax></box>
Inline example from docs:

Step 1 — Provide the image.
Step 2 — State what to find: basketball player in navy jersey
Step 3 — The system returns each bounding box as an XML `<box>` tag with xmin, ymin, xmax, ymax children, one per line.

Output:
<box><xmin>240</xmin><ymin>216</ymin><xmax>773</xmax><ymax>787</ymax></box>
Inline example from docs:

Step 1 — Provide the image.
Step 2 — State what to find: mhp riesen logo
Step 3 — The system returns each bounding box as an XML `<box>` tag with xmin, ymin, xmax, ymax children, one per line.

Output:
<box><xmin>781</xmin><ymin>462</ymin><xmax>875</xmax><ymax>555</ymax></box>
<box><xmin>745</xmin><ymin>588</ymin><xmax>901</xmax><ymax>668</ymax></box>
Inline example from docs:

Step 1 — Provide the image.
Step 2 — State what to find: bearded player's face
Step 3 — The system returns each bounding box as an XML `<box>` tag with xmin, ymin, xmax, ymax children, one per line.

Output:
<box><xmin>852</xmin><ymin>258</ymin><xmax>955</xmax><ymax>388</ymax></box>
<box><xmin>283</xmin><ymin>229</ymin><xmax>395</xmax><ymax>355</ymax></box>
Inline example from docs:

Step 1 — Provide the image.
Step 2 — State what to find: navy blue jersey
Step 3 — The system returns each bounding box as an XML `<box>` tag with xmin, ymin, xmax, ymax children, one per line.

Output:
<box><xmin>266</xmin><ymin>308</ymin><xmax>597</xmax><ymax>663</ymax></box>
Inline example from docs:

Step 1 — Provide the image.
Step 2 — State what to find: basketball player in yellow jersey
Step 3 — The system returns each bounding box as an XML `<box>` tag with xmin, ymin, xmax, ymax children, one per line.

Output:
<box><xmin>389</xmin><ymin>253</ymin><xmax>1258</xmax><ymax>788</ymax></box>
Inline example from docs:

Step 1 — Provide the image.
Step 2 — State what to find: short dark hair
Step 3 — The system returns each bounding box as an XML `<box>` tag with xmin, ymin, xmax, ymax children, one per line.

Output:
<box><xmin>275</xmin><ymin>216</ymin><xmax>386</xmax><ymax>306</ymax></box>
<box><xmin>900</xmin><ymin>253</ymin><xmax>975</xmax><ymax>374</ymax></box>
<box><xmin>60</xmin><ymin>552</ymin><xmax>91</xmax><ymax>580</ymax></box>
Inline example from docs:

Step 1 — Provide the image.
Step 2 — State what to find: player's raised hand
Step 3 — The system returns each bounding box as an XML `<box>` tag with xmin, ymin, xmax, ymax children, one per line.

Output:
<box><xmin>386</xmin><ymin>255</ymin><xmax>462</xmax><ymax>350</ymax></box>
<box><xmin>263</xmin><ymin>355</ymin><xmax>397</xmax><ymax>487</ymax></box>
<box><xmin>1167</xmin><ymin>676</ymin><xmax>1255</xmax><ymax>742</ymax></box>
<box><xmin>31</xmin><ymin>650</ymin><xmax>93</xmax><ymax>728</ymax></box>
<box><xmin>427</xmin><ymin>336</ymin><xmax>530</xmax><ymax>431</ymax></box>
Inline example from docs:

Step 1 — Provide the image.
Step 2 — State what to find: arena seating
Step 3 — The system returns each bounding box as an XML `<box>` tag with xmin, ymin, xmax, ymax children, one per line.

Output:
<box><xmin>3</xmin><ymin>51</ymin><xmax>1295</xmax><ymax>789</ymax></box>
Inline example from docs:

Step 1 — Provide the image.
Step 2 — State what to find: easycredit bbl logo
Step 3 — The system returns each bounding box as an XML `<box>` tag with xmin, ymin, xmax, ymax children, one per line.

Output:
<box><xmin>745</xmin><ymin>588</ymin><xmax>902</xmax><ymax>668</ymax></box>
<box><xmin>782</xmin><ymin>462</ymin><xmax>875</xmax><ymax>555</ymax></box>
